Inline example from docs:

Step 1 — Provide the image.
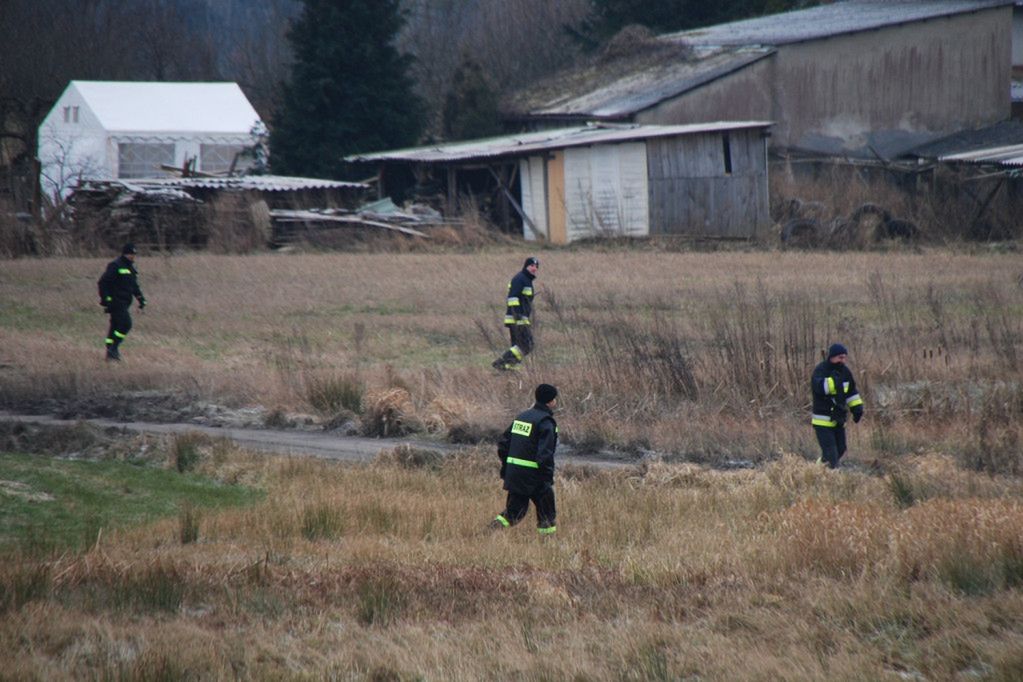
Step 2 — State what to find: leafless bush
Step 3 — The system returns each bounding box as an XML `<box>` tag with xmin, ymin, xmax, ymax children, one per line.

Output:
<box><xmin>704</xmin><ymin>280</ymin><xmax>823</xmax><ymax>410</ymax></box>
<box><xmin>0</xmin><ymin>211</ymin><xmax>37</xmax><ymax>257</ymax></box>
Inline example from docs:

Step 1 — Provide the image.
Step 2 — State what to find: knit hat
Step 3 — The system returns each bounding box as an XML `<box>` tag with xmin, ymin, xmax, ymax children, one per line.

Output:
<box><xmin>535</xmin><ymin>383</ymin><xmax>558</xmax><ymax>404</ymax></box>
<box><xmin>827</xmin><ymin>343</ymin><xmax>849</xmax><ymax>359</ymax></box>
<box><xmin>122</xmin><ymin>243</ymin><xmax>137</xmax><ymax>255</ymax></box>
<box><xmin>523</xmin><ymin>256</ymin><xmax>539</xmax><ymax>269</ymax></box>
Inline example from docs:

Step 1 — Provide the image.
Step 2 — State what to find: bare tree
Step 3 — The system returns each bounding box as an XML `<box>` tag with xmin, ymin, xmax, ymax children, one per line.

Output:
<box><xmin>401</xmin><ymin>0</ymin><xmax>592</xmax><ymax>137</ymax></box>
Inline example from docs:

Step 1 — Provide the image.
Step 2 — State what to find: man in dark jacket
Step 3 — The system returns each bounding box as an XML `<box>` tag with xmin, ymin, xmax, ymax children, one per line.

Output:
<box><xmin>97</xmin><ymin>243</ymin><xmax>146</xmax><ymax>361</ymax></box>
<box><xmin>811</xmin><ymin>343</ymin><xmax>864</xmax><ymax>468</ymax></box>
<box><xmin>490</xmin><ymin>383</ymin><xmax>559</xmax><ymax>535</ymax></box>
<box><xmin>491</xmin><ymin>256</ymin><xmax>539</xmax><ymax>371</ymax></box>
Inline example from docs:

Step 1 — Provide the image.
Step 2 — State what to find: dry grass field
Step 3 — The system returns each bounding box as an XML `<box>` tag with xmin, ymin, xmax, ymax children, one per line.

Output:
<box><xmin>2</xmin><ymin>244</ymin><xmax>1023</xmax><ymax>679</ymax></box>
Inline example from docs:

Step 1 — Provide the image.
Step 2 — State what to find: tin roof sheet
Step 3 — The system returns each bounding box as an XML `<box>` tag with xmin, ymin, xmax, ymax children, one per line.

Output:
<box><xmin>663</xmin><ymin>0</ymin><xmax>1012</xmax><ymax>48</ymax></box>
<box><xmin>346</xmin><ymin>122</ymin><xmax>772</xmax><ymax>164</ymax></box>
<box><xmin>904</xmin><ymin>121</ymin><xmax>1023</xmax><ymax>159</ymax></box>
<box><xmin>940</xmin><ymin>143</ymin><xmax>1023</xmax><ymax>167</ymax></box>
<box><xmin>512</xmin><ymin>46</ymin><xmax>773</xmax><ymax>119</ymax></box>
<box><xmin>124</xmin><ymin>175</ymin><xmax>367</xmax><ymax>191</ymax></box>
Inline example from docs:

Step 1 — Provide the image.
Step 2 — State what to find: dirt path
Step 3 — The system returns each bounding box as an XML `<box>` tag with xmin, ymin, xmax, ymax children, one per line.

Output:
<box><xmin>0</xmin><ymin>412</ymin><xmax>640</xmax><ymax>469</ymax></box>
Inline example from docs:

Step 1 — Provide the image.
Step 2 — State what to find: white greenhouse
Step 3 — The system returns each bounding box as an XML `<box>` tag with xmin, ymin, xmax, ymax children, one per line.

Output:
<box><xmin>37</xmin><ymin>81</ymin><xmax>263</xmax><ymax>202</ymax></box>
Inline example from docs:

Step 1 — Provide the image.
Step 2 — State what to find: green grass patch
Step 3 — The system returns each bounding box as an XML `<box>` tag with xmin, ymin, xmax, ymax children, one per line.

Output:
<box><xmin>0</xmin><ymin>452</ymin><xmax>263</xmax><ymax>553</ymax></box>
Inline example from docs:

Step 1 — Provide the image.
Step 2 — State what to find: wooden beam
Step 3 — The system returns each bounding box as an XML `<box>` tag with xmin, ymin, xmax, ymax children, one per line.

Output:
<box><xmin>269</xmin><ymin>209</ymin><xmax>429</xmax><ymax>238</ymax></box>
<box><xmin>488</xmin><ymin>165</ymin><xmax>544</xmax><ymax>241</ymax></box>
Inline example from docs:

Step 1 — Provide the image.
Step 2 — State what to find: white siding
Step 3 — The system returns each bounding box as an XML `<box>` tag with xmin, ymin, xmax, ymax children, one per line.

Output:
<box><xmin>37</xmin><ymin>84</ymin><xmax>111</xmax><ymax>201</ymax></box>
<box><xmin>519</xmin><ymin>156</ymin><xmax>549</xmax><ymax>240</ymax></box>
<box><xmin>563</xmin><ymin>142</ymin><xmax>648</xmax><ymax>242</ymax></box>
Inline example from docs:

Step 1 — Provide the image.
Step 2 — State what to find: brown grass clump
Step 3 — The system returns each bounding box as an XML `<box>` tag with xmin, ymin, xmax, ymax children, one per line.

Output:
<box><xmin>361</xmin><ymin>387</ymin><xmax>423</xmax><ymax>437</ymax></box>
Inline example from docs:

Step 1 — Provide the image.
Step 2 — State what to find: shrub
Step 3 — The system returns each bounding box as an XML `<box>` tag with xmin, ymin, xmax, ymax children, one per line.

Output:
<box><xmin>300</xmin><ymin>503</ymin><xmax>345</xmax><ymax>541</ymax></box>
<box><xmin>173</xmin><ymin>433</ymin><xmax>206</xmax><ymax>473</ymax></box>
<box><xmin>356</xmin><ymin>576</ymin><xmax>406</xmax><ymax>627</ymax></box>
<box><xmin>0</xmin><ymin>562</ymin><xmax>52</xmax><ymax>613</ymax></box>
<box><xmin>179</xmin><ymin>504</ymin><xmax>200</xmax><ymax>544</ymax></box>
<box><xmin>305</xmin><ymin>373</ymin><xmax>365</xmax><ymax>415</ymax></box>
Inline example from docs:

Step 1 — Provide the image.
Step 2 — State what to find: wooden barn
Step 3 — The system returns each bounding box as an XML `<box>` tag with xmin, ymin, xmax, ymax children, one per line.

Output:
<box><xmin>347</xmin><ymin>121</ymin><xmax>771</xmax><ymax>243</ymax></box>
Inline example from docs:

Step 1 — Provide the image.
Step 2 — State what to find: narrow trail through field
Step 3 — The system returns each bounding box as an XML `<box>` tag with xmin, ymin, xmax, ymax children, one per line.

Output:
<box><xmin>0</xmin><ymin>412</ymin><xmax>640</xmax><ymax>469</ymax></box>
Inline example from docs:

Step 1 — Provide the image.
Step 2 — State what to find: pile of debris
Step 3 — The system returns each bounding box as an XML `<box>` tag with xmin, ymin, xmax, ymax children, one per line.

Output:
<box><xmin>777</xmin><ymin>199</ymin><xmax>918</xmax><ymax>248</ymax></box>
<box><xmin>68</xmin><ymin>176</ymin><xmax>452</xmax><ymax>251</ymax></box>
<box><xmin>270</xmin><ymin>197</ymin><xmax>444</xmax><ymax>242</ymax></box>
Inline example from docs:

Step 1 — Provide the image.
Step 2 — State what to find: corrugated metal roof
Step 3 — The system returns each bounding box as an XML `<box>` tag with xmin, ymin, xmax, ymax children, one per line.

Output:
<box><xmin>663</xmin><ymin>0</ymin><xmax>1012</xmax><ymax>48</ymax></box>
<box><xmin>123</xmin><ymin>175</ymin><xmax>367</xmax><ymax>191</ymax></box>
<box><xmin>904</xmin><ymin>121</ymin><xmax>1023</xmax><ymax>159</ymax></box>
<box><xmin>346</xmin><ymin>122</ymin><xmax>772</xmax><ymax>164</ymax></box>
<box><xmin>526</xmin><ymin>47</ymin><xmax>774</xmax><ymax>119</ymax></box>
<box><xmin>940</xmin><ymin>143</ymin><xmax>1023</xmax><ymax>167</ymax></box>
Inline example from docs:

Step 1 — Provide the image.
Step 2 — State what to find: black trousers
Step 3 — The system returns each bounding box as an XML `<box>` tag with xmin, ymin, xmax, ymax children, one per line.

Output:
<box><xmin>106</xmin><ymin>304</ymin><xmax>132</xmax><ymax>348</ymax></box>
<box><xmin>498</xmin><ymin>484</ymin><xmax>556</xmax><ymax>531</ymax></box>
<box><xmin>497</xmin><ymin>325</ymin><xmax>534</xmax><ymax>365</ymax></box>
<box><xmin>814</xmin><ymin>424</ymin><xmax>847</xmax><ymax>469</ymax></box>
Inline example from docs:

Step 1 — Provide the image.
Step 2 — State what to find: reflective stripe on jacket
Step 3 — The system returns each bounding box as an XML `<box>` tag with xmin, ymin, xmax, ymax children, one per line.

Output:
<box><xmin>497</xmin><ymin>403</ymin><xmax>557</xmax><ymax>494</ymax></box>
<box><xmin>503</xmin><ymin>269</ymin><xmax>535</xmax><ymax>327</ymax></box>
<box><xmin>810</xmin><ymin>359</ymin><xmax>863</xmax><ymax>427</ymax></box>
<box><xmin>98</xmin><ymin>255</ymin><xmax>143</xmax><ymax>306</ymax></box>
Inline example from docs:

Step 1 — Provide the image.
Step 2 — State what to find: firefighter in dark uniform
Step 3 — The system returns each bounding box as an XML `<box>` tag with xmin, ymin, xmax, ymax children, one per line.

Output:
<box><xmin>811</xmin><ymin>343</ymin><xmax>864</xmax><ymax>468</ymax></box>
<box><xmin>490</xmin><ymin>383</ymin><xmax>559</xmax><ymax>535</ymax></box>
<box><xmin>97</xmin><ymin>243</ymin><xmax>146</xmax><ymax>361</ymax></box>
<box><xmin>491</xmin><ymin>256</ymin><xmax>539</xmax><ymax>371</ymax></box>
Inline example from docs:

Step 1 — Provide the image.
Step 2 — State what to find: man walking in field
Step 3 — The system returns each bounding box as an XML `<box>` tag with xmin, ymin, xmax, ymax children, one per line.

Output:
<box><xmin>811</xmin><ymin>343</ymin><xmax>864</xmax><ymax>468</ymax></box>
<box><xmin>490</xmin><ymin>383</ymin><xmax>559</xmax><ymax>536</ymax></box>
<box><xmin>97</xmin><ymin>243</ymin><xmax>146</xmax><ymax>361</ymax></box>
<box><xmin>491</xmin><ymin>256</ymin><xmax>539</xmax><ymax>371</ymax></box>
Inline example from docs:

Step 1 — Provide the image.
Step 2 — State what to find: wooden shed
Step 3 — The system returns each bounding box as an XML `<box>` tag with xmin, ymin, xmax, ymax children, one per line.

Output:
<box><xmin>347</xmin><ymin>121</ymin><xmax>771</xmax><ymax>243</ymax></box>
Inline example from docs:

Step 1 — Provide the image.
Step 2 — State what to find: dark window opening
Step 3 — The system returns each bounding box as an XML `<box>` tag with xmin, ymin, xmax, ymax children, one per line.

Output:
<box><xmin>722</xmin><ymin>133</ymin><xmax>733</xmax><ymax>175</ymax></box>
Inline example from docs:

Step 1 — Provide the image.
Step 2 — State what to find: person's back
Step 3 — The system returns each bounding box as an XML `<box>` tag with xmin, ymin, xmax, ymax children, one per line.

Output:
<box><xmin>490</xmin><ymin>383</ymin><xmax>559</xmax><ymax>535</ymax></box>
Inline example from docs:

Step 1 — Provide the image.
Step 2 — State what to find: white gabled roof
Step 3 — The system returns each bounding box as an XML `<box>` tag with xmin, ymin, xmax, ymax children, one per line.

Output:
<box><xmin>68</xmin><ymin>81</ymin><xmax>261</xmax><ymax>134</ymax></box>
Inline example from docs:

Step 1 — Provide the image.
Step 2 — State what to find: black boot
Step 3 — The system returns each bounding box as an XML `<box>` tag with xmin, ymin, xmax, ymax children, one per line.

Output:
<box><xmin>106</xmin><ymin>346</ymin><xmax>121</xmax><ymax>361</ymax></box>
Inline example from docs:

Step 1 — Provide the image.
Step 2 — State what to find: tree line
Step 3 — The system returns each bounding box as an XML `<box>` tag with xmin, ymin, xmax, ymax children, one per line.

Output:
<box><xmin>0</xmin><ymin>0</ymin><xmax>817</xmax><ymax>182</ymax></box>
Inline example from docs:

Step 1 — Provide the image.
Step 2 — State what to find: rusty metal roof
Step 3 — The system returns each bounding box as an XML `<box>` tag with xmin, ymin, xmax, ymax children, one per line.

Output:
<box><xmin>346</xmin><ymin>122</ymin><xmax>772</xmax><ymax>164</ymax></box>
<box><xmin>120</xmin><ymin>175</ymin><xmax>367</xmax><ymax>192</ymax></box>
<box><xmin>663</xmin><ymin>0</ymin><xmax>1012</xmax><ymax>48</ymax></box>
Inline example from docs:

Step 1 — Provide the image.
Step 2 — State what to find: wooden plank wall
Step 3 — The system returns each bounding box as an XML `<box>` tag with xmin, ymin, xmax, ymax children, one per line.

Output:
<box><xmin>647</xmin><ymin>129</ymin><xmax>768</xmax><ymax>238</ymax></box>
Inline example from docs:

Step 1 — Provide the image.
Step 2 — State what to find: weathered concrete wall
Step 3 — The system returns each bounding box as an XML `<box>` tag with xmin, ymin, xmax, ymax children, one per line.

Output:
<box><xmin>637</xmin><ymin>57</ymin><xmax>775</xmax><ymax>128</ymax></box>
<box><xmin>772</xmin><ymin>6</ymin><xmax>1011</xmax><ymax>156</ymax></box>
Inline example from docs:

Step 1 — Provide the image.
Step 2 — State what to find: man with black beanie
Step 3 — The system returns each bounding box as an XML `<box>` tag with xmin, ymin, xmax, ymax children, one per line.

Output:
<box><xmin>492</xmin><ymin>256</ymin><xmax>539</xmax><ymax>371</ymax></box>
<box><xmin>97</xmin><ymin>243</ymin><xmax>146</xmax><ymax>361</ymax></box>
<box><xmin>811</xmin><ymin>343</ymin><xmax>864</xmax><ymax>468</ymax></box>
<box><xmin>490</xmin><ymin>383</ymin><xmax>559</xmax><ymax>535</ymax></box>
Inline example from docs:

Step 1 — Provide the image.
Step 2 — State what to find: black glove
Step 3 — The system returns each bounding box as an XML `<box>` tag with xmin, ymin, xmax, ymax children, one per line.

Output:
<box><xmin>853</xmin><ymin>410</ymin><xmax>863</xmax><ymax>423</ymax></box>
<box><xmin>137</xmin><ymin>297</ymin><xmax>146</xmax><ymax>310</ymax></box>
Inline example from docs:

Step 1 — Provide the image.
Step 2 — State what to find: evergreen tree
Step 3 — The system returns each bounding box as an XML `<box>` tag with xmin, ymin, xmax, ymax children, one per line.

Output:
<box><xmin>270</xmin><ymin>0</ymin><xmax>424</xmax><ymax>179</ymax></box>
<box><xmin>442</xmin><ymin>57</ymin><xmax>502</xmax><ymax>142</ymax></box>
